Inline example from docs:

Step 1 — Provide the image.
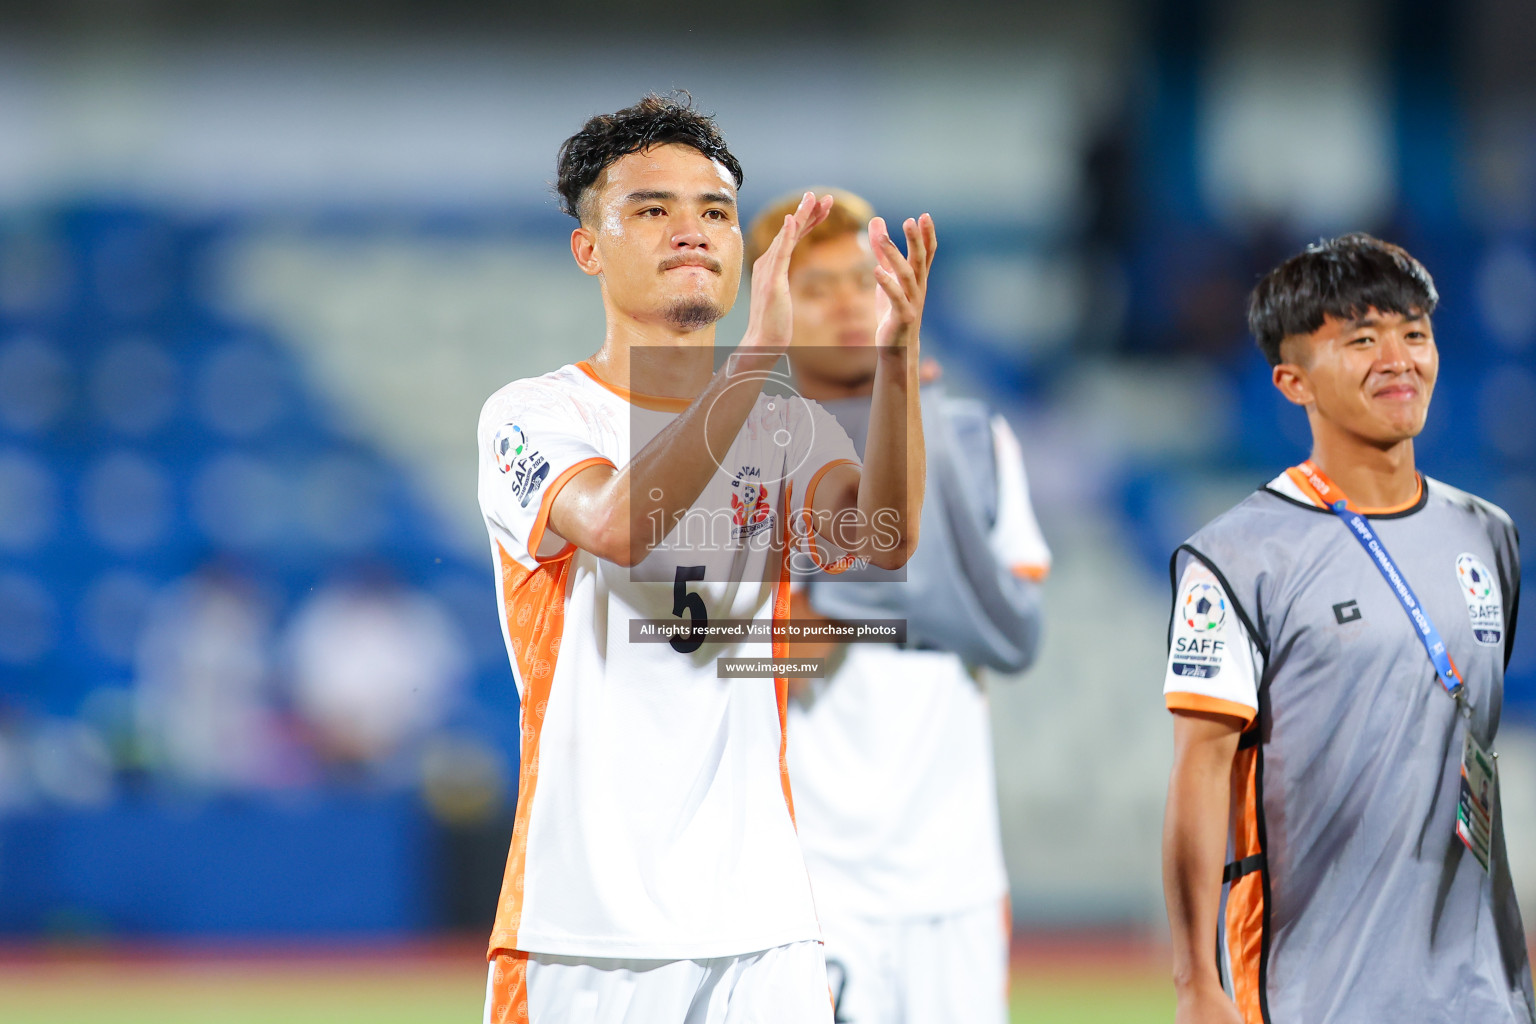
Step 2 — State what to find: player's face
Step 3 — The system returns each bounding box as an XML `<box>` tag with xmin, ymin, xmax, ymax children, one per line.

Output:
<box><xmin>1277</xmin><ymin>309</ymin><xmax>1438</xmax><ymax>446</ymax></box>
<box><xmin>578</xmin><ymin>144</ymin><xmax>743</xmax><ymax>334</ymax></box>
<box><xmin>786</xmin><ymin>232</ymin><xmax>880</xmax><ymax>383</ymax></box>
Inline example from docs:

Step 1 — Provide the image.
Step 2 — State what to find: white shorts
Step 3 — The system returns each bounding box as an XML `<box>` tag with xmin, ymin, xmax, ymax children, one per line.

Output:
<box><xmin>820</xmin><ymin>900</ymin><xmax>1010</xmax><ymax>1024</ymax></box>
<box><xmin>483</xmin><ymin>940</ymin><xmax>832</xmax><ymax>1024</ymax></box>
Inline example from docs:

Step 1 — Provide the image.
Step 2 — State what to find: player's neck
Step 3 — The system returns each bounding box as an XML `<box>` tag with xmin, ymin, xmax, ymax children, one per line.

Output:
<box><xmin>591</xmin><ymin>320</ymin><xmax>717</xmax><ymax>400</ymax></box>
<box><xmin>1307</xmin><ymin>429</ymin><xmax>1419</xmax><ymax>510</ymax></box>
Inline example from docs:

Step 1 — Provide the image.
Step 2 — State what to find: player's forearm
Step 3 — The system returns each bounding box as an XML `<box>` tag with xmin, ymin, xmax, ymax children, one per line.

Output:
<box><xmin>1163</xmin><ymin>713</ymin><xmax>1241</xmax><ymax>997</ymax></box>
<box><xmin>854</xmin><ymin>349</ymin><xmax>924</xmax><ymax>568</ymax></box>
<box><xmin>1163</xmin><ymin>792</ymin><xmax>1228</xmax><ymax>995</ymax></box>
<box><xmin>548</xmin><ymin>354</ymin><xmax>779</xmax><ymax>567</ymax></box>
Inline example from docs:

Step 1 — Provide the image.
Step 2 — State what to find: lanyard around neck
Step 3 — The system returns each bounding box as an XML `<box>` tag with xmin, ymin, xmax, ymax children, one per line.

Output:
<box><xmin>1292</xmin><ymin>460</ymin><xmax>1462</xmax><ymax>698</ymax></box>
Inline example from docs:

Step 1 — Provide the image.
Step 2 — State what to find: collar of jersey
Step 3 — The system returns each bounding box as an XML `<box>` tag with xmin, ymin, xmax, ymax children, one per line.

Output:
<box><xmin>576</xmin><ymin>360</ymin><xmax>693</xmax><ymax>412</ymax></box>
<box><xmin>1263</xmin><ymin>469</ymin><xmax>1428</xmax><ymax>519</ymax></box>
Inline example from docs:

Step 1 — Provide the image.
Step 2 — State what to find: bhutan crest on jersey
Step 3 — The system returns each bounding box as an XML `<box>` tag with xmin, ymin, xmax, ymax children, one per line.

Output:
<box><xmin>494</xmin><ymin>423</ymin><xmax>550</xmax><ymax>508</ymax></box>
<box><xmin>730</xmin><ymin>465</ymin><xmax>774</xmax><ymax>540</ymax></box>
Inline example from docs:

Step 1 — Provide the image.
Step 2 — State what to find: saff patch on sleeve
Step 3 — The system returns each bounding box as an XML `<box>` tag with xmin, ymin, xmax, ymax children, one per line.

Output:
<box><xmin>1455</xmin><ymin>553</ymin><xmax>1504</xmax><ymax>647</ymax></box>
<box><xmin>1171</xmin><ymin>579</ymin><xmax>1229</xmax><ymax>679</ymax></box>
<box><xmin>494</xmin><ymin>423</ymin><xmax>550</xmax><ymax>508</ymax></box>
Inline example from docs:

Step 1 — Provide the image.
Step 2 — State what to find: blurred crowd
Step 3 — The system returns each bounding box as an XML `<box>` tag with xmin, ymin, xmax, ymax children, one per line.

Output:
<box><xmin>0</xmin><ymin>561</ymin><xmax>511</xmax><ymax>818</ymax></box>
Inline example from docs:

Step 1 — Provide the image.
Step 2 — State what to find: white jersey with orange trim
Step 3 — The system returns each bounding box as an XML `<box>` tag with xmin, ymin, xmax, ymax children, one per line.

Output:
<box><xmin>989</xmin><ymin>414</ymin><xmax>1051</xmax><ymax>583</ymax></box>
<box><xmin>1162</xmin><ymin>557</ymin><xmax>1263</xmax><ymax>724</ymax></box>
<box><xmin>477</xmin><ymin>360</ymin><xmax>859</xmax><ymax>961</ymax></box>
<box><xmin>787</xmin><ymin>412</ymin><xmax>1050</xmax><ymax>919</ymax></box>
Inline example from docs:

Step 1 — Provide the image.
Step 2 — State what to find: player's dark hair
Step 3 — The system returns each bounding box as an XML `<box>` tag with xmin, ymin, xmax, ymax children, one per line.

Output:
<box><xmin>1247</xmin><ymin>232</ymin><xmax>1439</xmax><ymax>366</ymax></box>
<box><xmin>555</xmin><ymin>92</ymin><xmax>744</xmax><ymax>223</ymax></box>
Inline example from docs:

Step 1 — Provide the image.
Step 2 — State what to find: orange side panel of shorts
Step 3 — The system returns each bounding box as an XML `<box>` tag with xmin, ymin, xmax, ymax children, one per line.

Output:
<box><xmin>488</xmin><ymin>544</ymin><xmax>572</xmax><ymax>957</ymax></box>
<box><xmin>1225</xmin><ymin>743</ymin><xmax>1265</xmax><ymax>1024</ymax></box>
<box><xmin>486</xmin><ymin>950</ymin><xmax>530</xmax><ymax>1024</ymax></box>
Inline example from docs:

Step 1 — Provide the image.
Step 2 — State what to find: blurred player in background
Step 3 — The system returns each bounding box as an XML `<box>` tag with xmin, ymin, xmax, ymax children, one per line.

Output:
<box><xmin>477</xmin><ymin>96</ymin><xmax>935</xmax><ymax>1023</ymax></box>
<box><xmin>1161</xmin><ymin>234</ymin><xmax>1533</xmax><ymax>1024</ymax></box>
<box><xmin>746</xmin><ymin>190</ymin><xmax>1050</xmax><ymax>1024</ymax></box>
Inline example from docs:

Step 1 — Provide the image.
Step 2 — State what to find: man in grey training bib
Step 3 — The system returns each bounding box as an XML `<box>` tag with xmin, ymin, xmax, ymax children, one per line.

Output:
<box><xmin>745</xmin><ymin>189</ymin><xmax>1050</xmax><ymax>1024</ymax></box>
<box><xmin>1160</xmin><ymin>233</ymin><xmax>1532</xmax><ymax>1024</ymax></box>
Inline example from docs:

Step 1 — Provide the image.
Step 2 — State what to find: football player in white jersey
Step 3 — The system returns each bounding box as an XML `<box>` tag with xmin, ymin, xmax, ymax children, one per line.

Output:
<box><xmin>746</xmin><ymin>190</ymin><xmax>1050</xmax><ymax>1024</ymax></box>
<box><xmin>477</xmin><ymin>95</ymin><xmax>935</xmax><ymax>1023</ymax></box>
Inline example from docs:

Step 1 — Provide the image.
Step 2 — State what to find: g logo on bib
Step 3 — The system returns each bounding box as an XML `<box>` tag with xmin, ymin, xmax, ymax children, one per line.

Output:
<box><xmin>1455</xmin><ymin>553</ymin><xmax>1503</xmax><ymax>646</ymax></box>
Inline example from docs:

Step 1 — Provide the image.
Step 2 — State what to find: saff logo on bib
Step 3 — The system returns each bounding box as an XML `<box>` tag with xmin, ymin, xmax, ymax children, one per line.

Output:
<box><xmin>1455</xmin><ymin>553</ymin><xmax>1503</xmax><ymax>646</ymax></box>
<box><xmin>1171</xmin><ymin>580</ymin><xmax>1228</xmax><ymax>678</ymax></box>
<box><xmin>1182</xmin><ymin>582</ymin><xmax>1227</xmax><ymax>632</ymax></box>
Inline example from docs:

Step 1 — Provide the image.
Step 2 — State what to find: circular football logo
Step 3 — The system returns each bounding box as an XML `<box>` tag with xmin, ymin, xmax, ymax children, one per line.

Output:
<box><xmin>494</xmin><ymin>424</ymin><xmax>528</xmax><ymax>474</ymax></box>
<box><xmin>1456</xmin><ymin>552</ymin><xmax>1504</xmax><ymax>647</ymax></box>
<box><xmin>1456</xmin><ymin>553</ymin><xmax>1493</xmax><ymax>601</ymax></box>
<box><xmin>1183</xmin><ymin>582</ymin><xmax>1227</xmax><ymax>632</ymax></box>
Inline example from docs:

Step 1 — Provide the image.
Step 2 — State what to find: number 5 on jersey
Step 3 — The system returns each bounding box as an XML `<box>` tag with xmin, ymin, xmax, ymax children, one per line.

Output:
<box><xmin>671</xmin><ymin>565</ymin><xmax>708</xmax><ymax>654</ymax></box>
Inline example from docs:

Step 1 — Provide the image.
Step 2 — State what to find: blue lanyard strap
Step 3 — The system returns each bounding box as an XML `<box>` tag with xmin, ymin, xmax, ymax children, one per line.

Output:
<box><xmin>1294</xmin><ymin>462</ymin><xmax>1462</xmax><ymax>698</ymax></box>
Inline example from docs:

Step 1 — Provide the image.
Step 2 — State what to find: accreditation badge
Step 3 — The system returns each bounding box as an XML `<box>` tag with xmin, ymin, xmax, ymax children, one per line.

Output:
<box><xmin>1457</xmin><ymin>727</ymin><xmax>1496</xmax><ymax>872</ymax></box>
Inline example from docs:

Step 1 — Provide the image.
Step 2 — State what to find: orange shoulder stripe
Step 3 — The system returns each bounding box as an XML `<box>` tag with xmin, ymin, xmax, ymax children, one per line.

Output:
<box><xmin>575</xmin><ymin>360</ymin><xmax>693</xmax><ymax>412</ymax></box>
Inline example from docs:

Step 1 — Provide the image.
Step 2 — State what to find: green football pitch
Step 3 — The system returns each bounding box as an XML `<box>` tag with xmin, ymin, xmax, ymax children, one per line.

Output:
<box><xmin>0</xmin><ymin>947</ymin><xmax>1174</xmax><ymax>1023</ymax></box>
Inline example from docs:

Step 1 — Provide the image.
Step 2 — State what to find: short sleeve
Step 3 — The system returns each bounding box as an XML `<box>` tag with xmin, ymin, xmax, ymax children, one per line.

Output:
<box><xmin>1164</xmin><ymin>559</ymin><xmax>1261</xmax><ymax>725</ymax></box>
<box><xmin>477</xmin><ymin>382</ymin><xmax>615</xmax><ymax>564</ymax></box>
<box><xmin>787</xmin><ymin>396</ymin><xmax>861</xmax><ymax>572</ymax></box>
<box><xmin>988</xmin><ymin>415</ymin><xmax>1051</xmax><ymax>581</ymax></box>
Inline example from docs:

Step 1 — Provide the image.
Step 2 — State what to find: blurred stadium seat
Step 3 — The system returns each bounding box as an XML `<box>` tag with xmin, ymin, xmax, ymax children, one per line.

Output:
<box><xmin>0</xmin><ymin>207</ymin><xmax>521</xmax><ymax>934</ymax></box>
